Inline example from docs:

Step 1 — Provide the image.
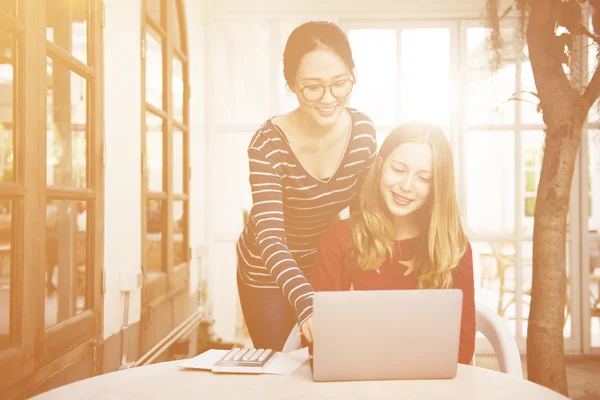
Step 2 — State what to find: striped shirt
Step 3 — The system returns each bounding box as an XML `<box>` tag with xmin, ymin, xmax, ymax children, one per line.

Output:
<box><xmin>237</xmin><ymin>108</ymin><xmax>377</xmax><ymax>326</ymax></box>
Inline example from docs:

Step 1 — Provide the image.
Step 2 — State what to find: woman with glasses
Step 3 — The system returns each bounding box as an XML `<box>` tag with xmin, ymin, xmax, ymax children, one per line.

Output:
<box><xmin>236</xmin><ymin>21</ymin><xmax>377</xmax><ymax>350</ymax></box>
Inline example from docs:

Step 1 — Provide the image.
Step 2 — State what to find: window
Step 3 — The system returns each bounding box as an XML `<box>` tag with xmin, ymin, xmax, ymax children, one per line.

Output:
<box><xmin>141</xmin><ymin>0</ymin><xmax>190</xmax><ymax>304</ymax></box>
<box><xmin>346</xmin><ymin>25</ymin><xmax>451</xmax><ymax>137</ymax></box>
<box><xmin>0</xmin><ymin>0</ymin><xmax>104</xmax><ymax>395</ymax></box>
<box><xmin>522</xmin><ymin>131</ymin><xmax>544</xmax><ymax>220</ymax></box>
<box><xmin>342</xmin><ymin>21</ymin><xmax>578</xmax><ymax>351</ymax></box>
<box><xmin>347</xmin><ymin>29</ymin><xmax>397</xmax><ymax>129</ymax></box>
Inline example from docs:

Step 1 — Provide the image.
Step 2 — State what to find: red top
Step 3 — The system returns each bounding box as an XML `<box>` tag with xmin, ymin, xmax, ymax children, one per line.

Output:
<box><xmin>308</xmin><ymin>221</ymin><xmax>476</xmax><ymax>365</ymax></box>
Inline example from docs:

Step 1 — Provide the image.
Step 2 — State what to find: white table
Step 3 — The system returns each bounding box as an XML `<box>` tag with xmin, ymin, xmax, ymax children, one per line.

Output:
<box><xmin>32</xmin><ymin>360</ymin><xmax>569</xmax><ymax>399</ymax></box>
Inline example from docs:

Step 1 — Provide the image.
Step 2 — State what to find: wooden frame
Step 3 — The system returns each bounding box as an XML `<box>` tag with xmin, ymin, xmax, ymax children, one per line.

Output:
<box><xmin>141</xmin><ymin>0</ymin><xmax>190</xmax><ymax>307</ymax></box>
<box><xmin>0</xmin><ymin>0</ymin><xmax>104</xmax><ymax>395</ymax></box>
<box><xmin>0</xmin><ymin>0</ymin><xmax>40</xmax><ymax>390</ymax></box>
<box><xmin>41</xmin><ymin>0</ymin><xmax>104</xmax><ymax>368</ymax></box>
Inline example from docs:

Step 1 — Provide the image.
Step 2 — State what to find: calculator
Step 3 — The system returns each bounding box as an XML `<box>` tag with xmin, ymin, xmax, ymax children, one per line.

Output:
<box><xmin>211</xmin><ymin>348</ymin><xmax>277</xmax><ymax>374</ymax></box>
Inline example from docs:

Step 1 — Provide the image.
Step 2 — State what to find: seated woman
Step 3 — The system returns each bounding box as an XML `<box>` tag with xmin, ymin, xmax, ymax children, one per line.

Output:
<box><xmin>307</xmin><ymin>120</ymin><xmax>475</xmax><ymax>364</ymax></box>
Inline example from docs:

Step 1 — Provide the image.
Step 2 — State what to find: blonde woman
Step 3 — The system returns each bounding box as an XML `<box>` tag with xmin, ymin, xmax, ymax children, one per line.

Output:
<box><xmin>306</xmin><ymin>120</ymin><xmax>475</xmax><ymax>364</ymax></box>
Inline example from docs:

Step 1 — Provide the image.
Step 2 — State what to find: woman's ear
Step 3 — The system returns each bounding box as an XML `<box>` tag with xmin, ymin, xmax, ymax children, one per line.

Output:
<box><xmin>288</xmin><ymin>80</ymin><xmax>300</xmax><ymax>95</ymax></box>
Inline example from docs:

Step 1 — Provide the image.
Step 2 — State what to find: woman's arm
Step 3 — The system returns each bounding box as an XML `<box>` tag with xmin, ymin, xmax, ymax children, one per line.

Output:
<box><xmin>301</xmin><ymin>222</ymin><xmax>351</xmax><ymax>347</ymax></box>
<box><xmin>247</xmin><ymin>145</ymin><xmax>313</xmax><ymax>327</ymax></box>
<box><xmin>454</xmin><ymin>243</ymin><xmax>476</xmax><ymax>365</ymax></box>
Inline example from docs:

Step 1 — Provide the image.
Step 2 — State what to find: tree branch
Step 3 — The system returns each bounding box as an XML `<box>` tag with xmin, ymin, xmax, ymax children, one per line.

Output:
<box><xmin>582</xmin><ymin>64</ymin><xmax>600</xmax><ymax>110</ymax></box>
<box><xmin>527</xmin><ymin>0</ymin><xmax>578</xmax><ymax>123</ymax></box>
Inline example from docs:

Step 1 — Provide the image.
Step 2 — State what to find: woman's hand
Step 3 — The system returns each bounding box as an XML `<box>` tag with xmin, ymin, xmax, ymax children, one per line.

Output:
<box><xmin>301</xmin><ymin>316</ymin><xmax>314</xmax><ymax>343</ymax></box>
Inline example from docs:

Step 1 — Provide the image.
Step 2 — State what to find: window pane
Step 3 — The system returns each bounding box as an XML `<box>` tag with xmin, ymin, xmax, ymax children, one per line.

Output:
<box><xmin>466</xmin><ymin>131</ymin><xmax>515</xmax><ymax>235</ymax></box>
<box><xmin>347</xmin><ymin>29</ymin><xmax>397</xmax><ymax>126</ymax></box>
<box><xmin>472</xmin><ymin>239</ymin><xmax>517</xmax><ymax>337</ymax></box>
<box><xmin>173</xmin><ymin>128</ymin><xmax>183</xmax><ymax>194</ymax></box>
<box><xmin>0</xmin><ymin>199</ymin><xmax>12</xmax><ymax>351</ymax></box>
<box><xmin>0</xmin><ymin>30</ymin><xmax>15</xmax><ymax>183</ymax></box>
<box><xmin>590</xmin><ymin>237</ymin><xmax>600</xmax><ymax>348</ymax></box>
<box><xmin>146</xmin><ymin>0</ymin><xmax>162</xmax><ymax>25</ymax></box>
<box><xmin>467</xmin><ymin>27</ymin><xmax>516</xmax><ymax>125</ymax></box>
<box><xmin>47</xmin><ymin>58</ymin><xmax>88</xmax><ymax>188</ymax></box>
<box><xmin>524</xmin><ymin>196</ymin><xmax>536</xmax><ymax>218</ymax></box>
<box><xmin>212</xmin><ymin>132</ymin><xmax>253</xmax><ymax>236</ymax></box>
<box><xmin>520</xmin><ymin>240</ymin><xmax>572</xmax><ymax>339</ymax></box>
<box><xmin>524</xmin><ymin>171</ymin><xmax>536</xmax><ymax>192</ymax></box>
<box><xmin>146</xmin><ymin>112</ymin><xmax>164</xmax><ymax>192</ymax></box>
<box><xmin>0</xmin><ymin>131</ymin><xmax>13</xmax><ymax>184</ymax></box>
<box><xmin>47</xmin><ymin>0</ymin><xmax>89</xmax><ymax>64</ymax></box>
<box><xmin>522</xmin><ymin>131</ymin><xmax>544</xmax><ymax>233</ymax></box>
<box><xmin>588</xmin><ymin>38</ymin><xmax>599</xmax><ymax>123</ymax></box>
<box><xmin>590</xmin><ymin>130</ymin><xmax>600</xmax><ymax>348</ymax></box>
<box><xmin>401</xmin><ymin>29</ymin><xmax>450</xmax><ymax>126</ymax></box>
<box><xmin>521</xmin><ymin>48</ymin><xmax>544</xmax><ymax>125</ymax></box>
<box><xmin>146</xmin><ymin>199</ymin><xmax>164</xmax><ymax>273</ymax></box>
<box><xmin>172</xmin><ymin>56</ymin><xmax>184</xmax><ymax>122</ymax></box>
<box><xmin>591</xmin><ymin>130</ymin><xmax>600</xmax><ymax>232</ymax></box>
<box><xmin>173</xmin><ymin>200</ymin><xmax>185</xmax><ymax>266</ymax></box>
<box><xmin>171</xmin><ymin>0</ymin><xmax>182</xmax><ymax>50</ymax></box>
<box><xmin>45</xmin><ymin>200</ymin><xmax>88</xmax><ymax>328</ymax></box>
<box><xmin>376</xmin><ymin>131</ymin><xmax>388</xmax><ymax>151</ymax></box>
<box><xmin>1</xmin><ymin>0</ymin><xmax>16</xmax><ymax>15</ymax></box>
<box><xmin>146</xmin><ymin>29</ymin><xmax>164</xmax><ymax>109</ymax></box>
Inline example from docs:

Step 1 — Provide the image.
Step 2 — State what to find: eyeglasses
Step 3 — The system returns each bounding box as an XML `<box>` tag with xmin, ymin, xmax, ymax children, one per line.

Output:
<box><xmin>295</xmin><ymin>79</ymin><xmax>354</xmax><ymax>103</ymax></box>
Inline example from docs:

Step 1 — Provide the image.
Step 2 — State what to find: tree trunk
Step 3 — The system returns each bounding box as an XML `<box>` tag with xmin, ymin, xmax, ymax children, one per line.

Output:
<box><xmin>525</xmin><ymin>0</ymin><xmax>585</xmax><ymax>396</ymax></box>
<box><xmin>518</xmin><ymin>0</ymin><xmax>600</xmax><ymax>394</ymax></box>
<box><xmin>527</xmin><ymin>117</ymin><xmax>582</xmax><ymax>397</ymax></box>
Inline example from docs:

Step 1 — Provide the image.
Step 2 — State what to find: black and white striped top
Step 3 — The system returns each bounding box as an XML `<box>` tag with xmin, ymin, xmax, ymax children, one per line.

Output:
<box><xmin>237</xmin><ymin>108</ymin><xmax>377</xmax><ymax>326</ymax></box>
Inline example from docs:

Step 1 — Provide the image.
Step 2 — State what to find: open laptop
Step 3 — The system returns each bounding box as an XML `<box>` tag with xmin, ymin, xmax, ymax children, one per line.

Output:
<box><xmin>311</xmin><ymin>289</ymin><xmax>463</xmax><ymax>382</ymax></box>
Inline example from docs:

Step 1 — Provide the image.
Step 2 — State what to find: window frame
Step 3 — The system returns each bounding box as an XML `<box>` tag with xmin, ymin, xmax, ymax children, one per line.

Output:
<box><xmin>141</xmin><ymin>0</ymin><xmax>190</xmax><ymax>306</ymax></box>
<box><xmin>0</xmin><ymin>0</ymin><xmax>104</xmax><ymax>393</ymax></box>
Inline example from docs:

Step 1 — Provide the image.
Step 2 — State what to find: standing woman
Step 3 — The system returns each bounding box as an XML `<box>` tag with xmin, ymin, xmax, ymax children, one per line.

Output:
<box><xmin>236</xmin><ymin>21</ymin><xmax>377</xmax><ymax>350</ymax></box>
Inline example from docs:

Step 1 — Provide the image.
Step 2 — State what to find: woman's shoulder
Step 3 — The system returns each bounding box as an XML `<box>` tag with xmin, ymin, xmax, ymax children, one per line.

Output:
<box><xmin>347</xmin><ymin>108</ymin><xmax>376</xmax><ymax>146</ymax></box>
<box><xmin>247</xmin><ymin>118</ymin><xmax>284</xmax><ymax>152</ymax></box>
<box><xmin>347</xmin><ymin>108</ymin><xmax>376</xmax><ymax>129</ymax></box>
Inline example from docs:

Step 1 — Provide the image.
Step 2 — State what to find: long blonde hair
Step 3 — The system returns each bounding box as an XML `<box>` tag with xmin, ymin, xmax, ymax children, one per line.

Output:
<box><xmin>351</xmin><ymin>121</ymin><xmax>468</xmax><ymax>289</ymax></box>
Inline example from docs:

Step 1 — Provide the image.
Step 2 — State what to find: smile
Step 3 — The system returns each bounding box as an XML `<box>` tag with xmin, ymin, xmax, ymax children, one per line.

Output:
<box><xmin>392</xmin><ymin>192</ymin><xmax>413</xmax><ymax>206</ymax></box>
<box><xmin>316</xmin><ymin>105</ymin><xmax>336</xmax><ymax>116</ymax></box>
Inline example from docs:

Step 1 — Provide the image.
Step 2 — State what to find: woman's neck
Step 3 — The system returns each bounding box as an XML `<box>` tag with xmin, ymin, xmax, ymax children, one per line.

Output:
<box><xmin>392</xmin><ymin>213</ymin><xmax>423</xmax><ymax>241</ymax></box>
<box><xmin>292</xmin><ymin>107</ymin><xmax>346</xmax><ymax>139</ymax></box>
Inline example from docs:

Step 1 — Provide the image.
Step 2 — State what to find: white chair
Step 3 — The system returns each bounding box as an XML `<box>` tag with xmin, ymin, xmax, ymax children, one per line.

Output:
<box><xmin>475</xmin><ymin>302</ymin><xmax>523</xmax><ymax>378</ymax></box>
<box><xmin>281</xmin><ymin>301</ymin><xmax>523</xmax><ymax>378</ymax></box>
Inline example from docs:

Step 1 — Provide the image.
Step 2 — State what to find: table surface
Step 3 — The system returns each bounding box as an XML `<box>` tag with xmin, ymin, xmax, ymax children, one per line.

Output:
<box><xmin>32</xmin><ymin>359</ymin><xmax>569</xmax><ymax>400</ymax></box>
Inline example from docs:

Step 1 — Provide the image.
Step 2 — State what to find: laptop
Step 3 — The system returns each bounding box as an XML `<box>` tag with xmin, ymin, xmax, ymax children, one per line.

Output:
<box><xmin>311</xmin><ymin>289</ymin><xmax>463</xmax><ymax>382</ymax></box>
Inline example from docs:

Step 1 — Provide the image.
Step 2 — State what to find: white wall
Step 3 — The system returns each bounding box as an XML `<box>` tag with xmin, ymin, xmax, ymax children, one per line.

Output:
<box><xmin>185</xmin><ymin>0</ymin><xmax>208</xmax><ymax>296</ymax></box>
<box><xmin>102</xmin><ymin>0</ymin><xmax>207</xmax><ymax>339</ymax></box>
<box><xmin>591</xmin><ymin>130</ymin><xmax>600</xmax><ymax>232</ymax></box>
<box><xmin>103</xmin><ymin>0</ymin><xmax>143</xmax><ymax>339</ymax></box>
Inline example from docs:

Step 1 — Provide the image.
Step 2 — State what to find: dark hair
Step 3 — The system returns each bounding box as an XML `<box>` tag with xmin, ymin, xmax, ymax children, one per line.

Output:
<box><xmin>282</xmin><ymin>21</ymin><xmax>356</xmax><ymax>87</ymax></box>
